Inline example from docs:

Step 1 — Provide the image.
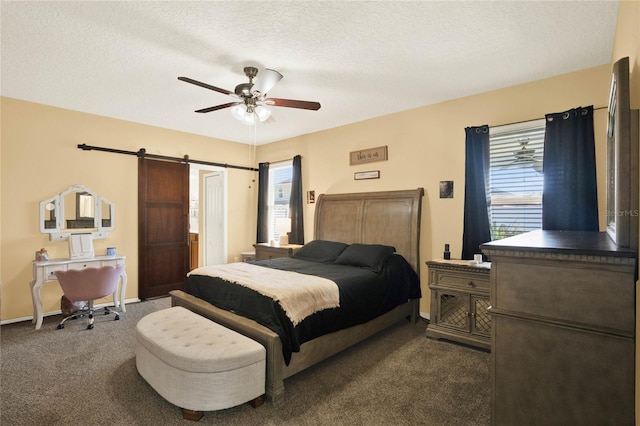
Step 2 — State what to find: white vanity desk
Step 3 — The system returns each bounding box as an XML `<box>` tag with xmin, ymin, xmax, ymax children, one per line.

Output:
<box><xmin>30</xmin><ymin>255</ymin><xmax>127</xmax><ymax>330</ymax></box>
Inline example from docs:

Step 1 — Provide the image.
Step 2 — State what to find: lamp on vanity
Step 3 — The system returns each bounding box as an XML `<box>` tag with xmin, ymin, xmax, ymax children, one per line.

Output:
<box><xmin>275</xmin><ymin>218</ymin><xmax>291</xmax><ymax>246</ymax></box>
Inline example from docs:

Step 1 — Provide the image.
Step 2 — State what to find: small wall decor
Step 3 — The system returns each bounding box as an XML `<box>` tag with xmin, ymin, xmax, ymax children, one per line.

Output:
<box><xmin>35</xmin><ymin>248</ymin><xmax>49</xmax><ymax>261</ymax></box>
<box><xmin>307</xmin><ymin>190</ymin><xmax>315</xmax><ymax>204</ymax></box>
<box><xmin>350</xmin><ymin>146</ymin><xmax>388</xmax><ymax>165</ymax></box>
<box><xmin>440</xmin><ymin>181</ymin><xmax>454</xmax><ymax>198</ymax></box>
<box><xmin>354</xmin><ymin>170</ymin><xmax>380</xmax><ymax>180</ymax></box>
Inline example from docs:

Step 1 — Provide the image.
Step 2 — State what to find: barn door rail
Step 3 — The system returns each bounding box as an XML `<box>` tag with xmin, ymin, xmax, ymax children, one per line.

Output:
<box><xmin>77</xmin><ymin>143</ymin><xmax>258</xmax><ymax>171</ymax></box>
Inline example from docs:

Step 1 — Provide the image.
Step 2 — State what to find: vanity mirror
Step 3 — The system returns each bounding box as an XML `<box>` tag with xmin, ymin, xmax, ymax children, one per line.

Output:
<box><xmin>39</xmin><ymin>184</ymin><xmax>114</xmax><ymax>240</ymax></box>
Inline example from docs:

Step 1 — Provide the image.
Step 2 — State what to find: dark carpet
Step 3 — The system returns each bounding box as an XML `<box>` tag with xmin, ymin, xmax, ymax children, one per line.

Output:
<box><xmin>1</xmin><ymin>298</ymin><xmax>489</xmax><ymax>425</ymax></box>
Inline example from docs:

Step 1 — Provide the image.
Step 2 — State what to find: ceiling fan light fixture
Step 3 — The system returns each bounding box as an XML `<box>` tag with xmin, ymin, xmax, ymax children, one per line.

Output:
<box><xmin>231</xmin><ymin>104</ymin><xmax>247</xmax><ymax>120</ymax></box>
<box><xmin>241</xmin><ymin>112</ymin><xmax>256</xmax><ymax>126</ymax></box>
<box><xmin>255</xmin><ymin>106</ymin><xmax>271</xmax><ymax>122</ymax></box>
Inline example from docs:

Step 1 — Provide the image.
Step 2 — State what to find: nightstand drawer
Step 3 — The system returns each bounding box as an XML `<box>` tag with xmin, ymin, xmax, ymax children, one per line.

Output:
<box><xmin>432</xmin><ymin>270</ymin><xmax>489</xmax><ymax>290</ymax></box>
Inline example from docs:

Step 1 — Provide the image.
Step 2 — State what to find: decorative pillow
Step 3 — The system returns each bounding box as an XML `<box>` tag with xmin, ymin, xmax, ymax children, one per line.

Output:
<box><xmin>292</xmin><ymin>240</ymin><xmax>349</xmax><ymax>263</ymax></box>
<box><xmin>334</xmin><ymin>243</ymin><xmax>396</xmax><ymax>272</ymax></box>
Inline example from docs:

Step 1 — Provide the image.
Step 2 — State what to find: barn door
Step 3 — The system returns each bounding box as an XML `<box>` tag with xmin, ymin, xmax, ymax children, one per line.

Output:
<box><xmin>138</xmin><ymin>158</ymin><xmax>190</xmax><ymax>299</ymax></box>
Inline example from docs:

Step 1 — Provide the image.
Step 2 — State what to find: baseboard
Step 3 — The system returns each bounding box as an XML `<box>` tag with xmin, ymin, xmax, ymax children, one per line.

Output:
<box><xmin>0</xmin><ymin>297</ymin><xmax>141</xmax><ymax>326</ymax></box>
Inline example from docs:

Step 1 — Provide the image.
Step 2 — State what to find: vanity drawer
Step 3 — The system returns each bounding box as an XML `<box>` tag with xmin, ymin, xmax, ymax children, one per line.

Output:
<box><xmin>67</xmin><ymin>260</ymin><xmax>101</xmax><ymax>270</ymax></box>
<box><xmin>44</xmin><ymin>264</ymin><xmax>68</xmax><ymax>280</ymax></box>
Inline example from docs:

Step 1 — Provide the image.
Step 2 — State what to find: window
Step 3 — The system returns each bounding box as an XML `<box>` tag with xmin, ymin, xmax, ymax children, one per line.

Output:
<box><xmin>489</xmin><ymin>120</ymin><xmax>545</xmax><ymax>240</ymax></box>
<box><xmin>268</xmin><ymin>161</ymin><xmax>292</xmax><ymax>242</ymax></box>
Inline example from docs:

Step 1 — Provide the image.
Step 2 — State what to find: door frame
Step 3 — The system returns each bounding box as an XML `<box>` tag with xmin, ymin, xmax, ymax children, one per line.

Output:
<box><xmin>190</xmin><ymin>165</ymin><xmax>227</xmax><ymax>266</ymax></box>
<box><xmin>202</xmin><ymin>169</ymin><xmax>228</xmax><ymax>265</ymax></box>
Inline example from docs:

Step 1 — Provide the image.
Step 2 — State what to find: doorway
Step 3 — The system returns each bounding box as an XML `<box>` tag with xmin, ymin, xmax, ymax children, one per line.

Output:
<box><xmin>203</xmin><ymin>171</ymin><xmax>227</xmax><ymax>265</ymax></box>
<box><xmin>190</xmin><ymin>166</ymin><xmax>227</xmax><ymax>267</ymax></box>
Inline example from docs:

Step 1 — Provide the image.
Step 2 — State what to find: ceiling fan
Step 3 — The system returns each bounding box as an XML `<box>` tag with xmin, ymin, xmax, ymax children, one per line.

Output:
<box><xmin>178</xmin><ymin>67</ymin><xmax>321</xmax><ymax>125</ymax></box>
<box><xmin>502</xmin><ymin>139</ymin><xmax>543</xmax><ymax>173</ymax></box>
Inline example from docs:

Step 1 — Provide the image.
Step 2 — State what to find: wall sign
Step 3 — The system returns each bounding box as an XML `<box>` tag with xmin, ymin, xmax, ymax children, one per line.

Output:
<box><xmin>350</xmin><ymin>146</ymin><xmax>388</xmax><ymax>165</ymax></box>
<box><xmin>354</xmin><ymin>170</ymin><xmax>380</xmax><ymax>180</ymax></box>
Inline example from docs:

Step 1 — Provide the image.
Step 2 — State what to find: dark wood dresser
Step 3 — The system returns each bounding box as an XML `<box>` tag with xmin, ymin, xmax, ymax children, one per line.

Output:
<box><xmin>481</xmin><ymin>230</ymin><xmax>636</xmax><ymax>426</ymax></box>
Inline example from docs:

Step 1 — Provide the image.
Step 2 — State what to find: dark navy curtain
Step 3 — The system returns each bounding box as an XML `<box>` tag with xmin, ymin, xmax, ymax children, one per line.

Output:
<box><xmin>542</xmin><ymin>106</ymin><xmax>598</xmax><ymax>231</ymax></box>
<box><xmin>288</xmin><ymin>155</ymin><xmax>304</xmax><ymax>245</ymax></box>
<box><xmin>462</xmin><ymin>125</ymin><xmax>492</xmax><ymax>260</ymax></box>
<box><xmin>256</xmin><ymin>162</ymin><xmax>270</xmax><ymax>243</ymax></box>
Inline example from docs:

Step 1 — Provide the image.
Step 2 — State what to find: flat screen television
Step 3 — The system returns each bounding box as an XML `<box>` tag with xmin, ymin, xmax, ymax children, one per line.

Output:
<box><xmin>606</xmin><ymin>56</ymin><xmax>639</xmax><ymax>250</ymax></box>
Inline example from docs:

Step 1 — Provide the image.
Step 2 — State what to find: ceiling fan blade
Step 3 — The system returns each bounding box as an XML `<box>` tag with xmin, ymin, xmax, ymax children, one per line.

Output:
<box><xmin>251</xmin><ymin>69</ymin><xmax>283</xmax><ymax>97</ymax></box>
<box><xmin>178</xmin><ymin>76</ymin><xmax>234</xmax><ymax>96</ymax></box>
<box><xmin>265</xmin><ymin>98</ymin><xmax>321</xmax><ymax>111</ymax></box>
<box><xmin>195</xmin><ymin>102</ymin><xmax>240</xmax><ymax>113</ymax></box>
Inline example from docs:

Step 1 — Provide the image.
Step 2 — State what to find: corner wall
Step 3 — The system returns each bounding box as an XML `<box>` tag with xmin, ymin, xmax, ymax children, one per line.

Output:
<box><xmin>0</xmin><ymin>98</ymin><xmax>257</xmax><ymax>322</ymax></box>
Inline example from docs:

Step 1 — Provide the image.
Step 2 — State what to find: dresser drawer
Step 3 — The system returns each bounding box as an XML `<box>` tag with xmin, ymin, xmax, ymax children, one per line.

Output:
<box><xmin>494</xmin><ymin>260</ymin><xmax>635</xmax><ymax>331</ymax></box>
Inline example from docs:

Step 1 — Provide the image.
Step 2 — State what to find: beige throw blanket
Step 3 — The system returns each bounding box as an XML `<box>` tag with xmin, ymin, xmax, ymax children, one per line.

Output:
<box><xmin>188</xmin><ymin>263</ymin><xmax>340</xmax><ymax>325</ymax></box>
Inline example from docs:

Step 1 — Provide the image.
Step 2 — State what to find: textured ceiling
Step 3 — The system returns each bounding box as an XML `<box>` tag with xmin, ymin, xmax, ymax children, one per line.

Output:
<box><xmin>1</xmin><ymin>1</ymin><xmax>619</xmax><ymax>145</ymax></box>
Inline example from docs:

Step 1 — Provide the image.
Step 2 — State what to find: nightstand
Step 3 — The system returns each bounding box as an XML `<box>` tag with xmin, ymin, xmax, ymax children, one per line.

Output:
<box><xmin>240</xmin><ymin>251</ymin><xmax>256</xmax><ymax>262</ymax></box>
<box><xmin>425</xmin><ymin>259</ymin><xmax>491</xmax><ymax>350</ymax></box>
<box><xmin>253</xmin><ymin>243</ymin><xmax>303</xmax><ymax>260</ymax></box>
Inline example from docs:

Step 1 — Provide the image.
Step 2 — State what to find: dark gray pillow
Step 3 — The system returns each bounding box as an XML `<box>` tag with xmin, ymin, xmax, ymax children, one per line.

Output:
<box><xmin>292</xmin><ymin>240</ymin><xmax>349</xmax><ymax>263</ymax></box>
<box><xmin>334</xmin><ymin>243</ymin><xmax>396</xmax><ymax>272</ymax></box>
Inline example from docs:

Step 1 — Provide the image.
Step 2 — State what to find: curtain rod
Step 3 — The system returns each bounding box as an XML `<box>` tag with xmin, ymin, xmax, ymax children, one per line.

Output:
<box><xmin>275</xmin><ymin>157</ymin><xmax>294</xmax><ymax>163</ymax></box>
<box><xmin>262</xmin><ymin>156</ymin><xmax>299</xmax><ymax>165</ymax></box>
<box><xmin>77</xmin><ymin>143</ymin><xmax>258</xmax><ymax>172</ymax></box>
<box><xmin>490</xmin><ymin>105</ymin><xmax>607</xmax><ymax>128</ymax></box>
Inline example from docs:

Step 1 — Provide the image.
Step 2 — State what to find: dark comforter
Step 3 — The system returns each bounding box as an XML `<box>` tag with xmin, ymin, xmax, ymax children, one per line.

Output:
<box><xmin>184</xmin><ymin>254</ymin><xmax>420</xmax><ymax>364</ymax></box>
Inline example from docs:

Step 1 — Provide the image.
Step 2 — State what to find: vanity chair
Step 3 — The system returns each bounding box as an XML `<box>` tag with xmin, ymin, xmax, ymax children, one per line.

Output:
<box><xmin>55</xmin><ymin>265</ymin><xmax>124</xmax><ymax>330</ymax></box>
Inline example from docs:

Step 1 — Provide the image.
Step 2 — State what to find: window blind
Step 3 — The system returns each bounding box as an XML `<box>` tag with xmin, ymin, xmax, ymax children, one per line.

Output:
<box><xmin>489</xmin><ymin>123</ymin><xmax>545</xmax><ymax>239</ymax></box>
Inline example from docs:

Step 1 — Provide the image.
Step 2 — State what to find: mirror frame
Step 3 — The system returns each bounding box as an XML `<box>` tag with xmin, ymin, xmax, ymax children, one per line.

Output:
<box><xmin>605</xmin><ymin>57</ymin><xmax>639</xmax><ymax>251</ymax></box>
<box><xmin>39</xmin><ymin>184</ymin><xmax>115</xmax><ymax>241</ymax></box>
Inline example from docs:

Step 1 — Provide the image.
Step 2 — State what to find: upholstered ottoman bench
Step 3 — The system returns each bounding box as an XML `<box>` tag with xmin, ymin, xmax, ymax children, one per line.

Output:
<box><xmin>135</xmin><ymin>306</ymin><xmax>266</xmax><ymax>421</ymax></box>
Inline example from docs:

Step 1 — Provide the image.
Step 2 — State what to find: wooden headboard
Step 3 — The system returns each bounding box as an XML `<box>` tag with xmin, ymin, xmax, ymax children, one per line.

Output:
<box><xmin>314</xmin><ymin>188</ymin><xmax>424</xmax><ymax>274</ymax></box>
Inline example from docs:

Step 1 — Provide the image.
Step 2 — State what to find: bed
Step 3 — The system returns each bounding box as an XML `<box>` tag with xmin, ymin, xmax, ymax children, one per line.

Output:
<box><xmin>170</xmin><ymin>188</ymin><xmax>424</xmax><ymax>403</ymax></box>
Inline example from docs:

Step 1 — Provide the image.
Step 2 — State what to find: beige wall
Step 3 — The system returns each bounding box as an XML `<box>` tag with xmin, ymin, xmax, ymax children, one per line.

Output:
<box><xmin>257</xmin><ymin>64</ymin><xmax>611</xmax><ymax>315</ymax></box>
<box><xmin>0</xmin><ymin>98</ymin><xmax>257</xmax><ymax>321</ymax></box>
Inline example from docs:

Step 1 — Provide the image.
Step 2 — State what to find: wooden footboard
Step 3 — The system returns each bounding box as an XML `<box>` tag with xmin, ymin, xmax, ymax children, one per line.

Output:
<box><xmin>170</xmin><ymin>290</ymin><xmax>419</xmax><ymax>404</ymax></box>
